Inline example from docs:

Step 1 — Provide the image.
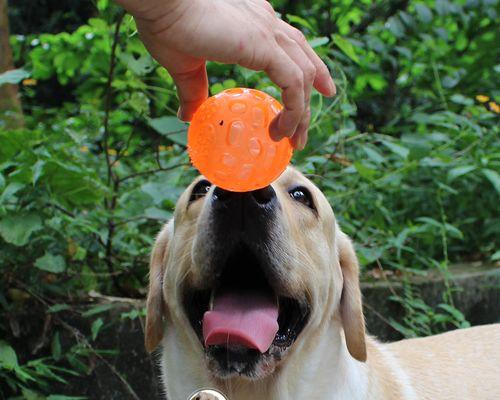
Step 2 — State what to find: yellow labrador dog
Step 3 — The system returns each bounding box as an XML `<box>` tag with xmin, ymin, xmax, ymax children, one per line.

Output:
<box><xmin>145</xmin><ymin>167</ymin><xmax>500</xmax><ymax>400</ymax></box>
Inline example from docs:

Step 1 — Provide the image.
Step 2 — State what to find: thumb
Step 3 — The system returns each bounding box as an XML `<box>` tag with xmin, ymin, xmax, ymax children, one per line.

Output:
<box><xmin>171</xmin><ymin>63</ymin><xmax>208</xmax><ymax>121</ymax></box>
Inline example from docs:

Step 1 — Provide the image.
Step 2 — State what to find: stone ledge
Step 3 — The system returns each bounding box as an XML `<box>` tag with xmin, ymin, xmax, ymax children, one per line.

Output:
<box><xmin>361</xmin><ymin>263</ymin><xmax>500</xmax><ymax>341</ymax></box>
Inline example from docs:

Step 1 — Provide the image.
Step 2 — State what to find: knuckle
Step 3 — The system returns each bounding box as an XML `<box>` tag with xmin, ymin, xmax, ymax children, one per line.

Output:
<box><xmin>291</xmin><ymin>28</ymin><xmax>307</xmax><ymax>45</ymax></box>
<box><xmin>290</xmin><ymin>69</ymin><xmax>304</xmax><ymax>87</ymax></box>
<box><xmin>304</xmin><ymin>62</ymin><xmax>316</xmax><ymax>82</ymax></box>
<box><xmin>274</xmin><ymin>29</ymin><xmax>288</xmax><ymax>43</ymax></box>
<box><xmin>262</xmin><ymin>0</ymin><xmax>275</xmax><ymax>14</ymax></box>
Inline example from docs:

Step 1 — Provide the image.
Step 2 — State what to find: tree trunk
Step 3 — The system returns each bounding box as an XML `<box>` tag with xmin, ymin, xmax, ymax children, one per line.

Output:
<box><xmin>0</xmin><ymin>0</ymin><xmax>23</xmax><ymax>128</ymax></box>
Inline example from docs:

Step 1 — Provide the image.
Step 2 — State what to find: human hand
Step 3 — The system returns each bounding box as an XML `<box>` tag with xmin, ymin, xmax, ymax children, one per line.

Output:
<box><xmin>116</xmin><ymin>0</ymin><xmax>336</xmax><ymax>149</ymax></box>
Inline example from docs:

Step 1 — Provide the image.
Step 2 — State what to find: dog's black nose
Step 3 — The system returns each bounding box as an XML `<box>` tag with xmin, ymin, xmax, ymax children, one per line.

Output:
<box><xmin>210</xmin><ymin>185</ymin><xmax>278</xmax><ymax>251</ymax></box>
<box><xmin>213</xmin><ymin>185</ymin><xmax>276</xmax><ymax>206</ymax></box>
<box><xmin>211</xmin><ymin>185</ymin><xmax>278</xmax><ymax>240</ymax></box>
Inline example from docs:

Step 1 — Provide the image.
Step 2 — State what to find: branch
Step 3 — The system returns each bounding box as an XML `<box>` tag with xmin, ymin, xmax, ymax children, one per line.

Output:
<box><xmin>101</xmin><ymin>12</ymin><xmax>126</xmax><ymax>295</ymax></box>
<box><xmin>47</xmin><ymin>203</ymin><xmax>76</xmax><ymax>218</ymax></box>
<box><xmin>102</xmin><ymin>11</ymin><xmax>125</xmax><ymax>187</ymax></box>
<box><xmin>118</xmin><ymin>162</ymin><xmax>189</xmax><ymax>183</ymax></box>
<box><xmin>111</xmin><ymin>130</ymin><xmax>135</xmax><ymax>167</ymax></box>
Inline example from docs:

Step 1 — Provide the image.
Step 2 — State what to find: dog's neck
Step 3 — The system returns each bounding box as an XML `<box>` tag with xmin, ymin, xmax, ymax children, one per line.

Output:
<box><xmin>161</xmin><ymin>318</ymin><xmax>371</xmax><ymax>400</ymax></box>
<box><xmin>269</xmin><ymin>318</ymin><xmax>369</xmax><ymax>400</ymax></box>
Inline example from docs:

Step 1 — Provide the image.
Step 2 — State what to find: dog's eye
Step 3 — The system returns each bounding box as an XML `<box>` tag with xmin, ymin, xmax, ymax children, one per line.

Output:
<box><xmin>288</xmin><ymin>186</ymin><xmax>314</xmax><ymax>209</ymax></box>
<box><xmin>189</xmin><ymin>179</ymin><xmax>212</xmax><ymax>202</ymax></box>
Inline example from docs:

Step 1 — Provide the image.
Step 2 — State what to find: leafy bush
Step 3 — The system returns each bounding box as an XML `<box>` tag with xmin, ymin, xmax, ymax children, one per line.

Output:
<box><xmin>1</xmin><ymin>0</ymin><xmax>498</xmax><ymax>397</ymax></box>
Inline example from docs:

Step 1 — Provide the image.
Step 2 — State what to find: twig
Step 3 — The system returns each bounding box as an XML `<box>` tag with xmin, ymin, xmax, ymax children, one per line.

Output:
<box><xmin>102</xmin><ymin>11</ymin><xmax>125</xmax><ymax>187</ymax></box>
<box><xmin>47</xmin><ymin>203</ymin><xmax>76</xmax><ymax>218</ymax></box>
<box><xmin>101</xmin><ymin>12</ymin><xmax>127</xmax><ymax>295</ymax></box>
<box><xmin>32</xmin><ymin>314</ymin><xmax>53</xmax><ymax>355</ymax></box>
<box><xmin>111</xmin><ymin>130</ymin><xmax>135</xmax><ymax>167</ymax></box>
<box><xmin>119</xmin><ymin>162</ymin><xmax>189</xmax><ymax>183</ymax></box>
<box><xmin>87</xmin><ymin>291</ymin><xmax>143</xmax><ymax>305</ymax></box>
<box><xmin>376</xmin><ymin>259</ymin><xmax>399</xmax><ymax>298</ymax></box>
<box><xmin>363</xmin><ymin>301</ymin><xmax>398</xmax><ymax>331</ymax></box>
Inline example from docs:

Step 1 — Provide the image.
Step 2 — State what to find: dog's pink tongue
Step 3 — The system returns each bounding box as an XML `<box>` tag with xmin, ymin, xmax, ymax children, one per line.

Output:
<box><xmin>202</xmin><ymin>291</ymin><xmax>278</xmax><ymax>353</ymax></box>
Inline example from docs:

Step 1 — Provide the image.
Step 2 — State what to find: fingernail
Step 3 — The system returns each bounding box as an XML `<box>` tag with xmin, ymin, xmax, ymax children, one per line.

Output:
<box><xmin>279</xmin><ymin>113</ymin><xmax>299</xmax><ymax>138</ymax></box>
<box><xmin>330</xmin><ymin>79</ymin><xmax>337</xmax><ymax>96</ymax></box>
<box><xmin>269</xmin><ymin>116</ymin><xmax>284</xmax><ymax>141</ymax></box>
<box><xmin>290</xmin><ymin>133</ymin><xmax>302</xmax><ymax>150</ymax></box>
<box><xmin>295</xmin><ymin>132</ymin><xmax>307</xmax><ymax>150</ymax></box>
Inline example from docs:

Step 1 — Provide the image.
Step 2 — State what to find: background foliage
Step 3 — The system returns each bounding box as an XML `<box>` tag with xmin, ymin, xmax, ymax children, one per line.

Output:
<box><xmin>1</xmin><ymin>0</ymin><xmax>498</xmax><ymax>397</ymax></box>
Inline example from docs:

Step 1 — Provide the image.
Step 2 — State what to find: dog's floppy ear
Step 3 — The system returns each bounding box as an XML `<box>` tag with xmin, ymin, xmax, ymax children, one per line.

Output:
<box><xmin>145</xmin><ymin>221</ymin><xmax>172</xmax><ymax>353</ymax></box>
<box><xmin>337</xmin><ymin>230</ymin><xmax>367</xmax><ymax>362</ymax></box>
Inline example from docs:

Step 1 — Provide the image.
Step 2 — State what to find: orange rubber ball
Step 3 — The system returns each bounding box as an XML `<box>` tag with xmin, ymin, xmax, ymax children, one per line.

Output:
<box><xmin>187</xmin><ymin>88</ymin><xmax>293</xmax><ymax>192</ymax></box>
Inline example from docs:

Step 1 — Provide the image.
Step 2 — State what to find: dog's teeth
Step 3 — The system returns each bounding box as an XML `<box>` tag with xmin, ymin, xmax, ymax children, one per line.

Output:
<box><xmin>209</xmin><ymin>290</ymin><xmax>215</xmax><ymax>311</ymax></box>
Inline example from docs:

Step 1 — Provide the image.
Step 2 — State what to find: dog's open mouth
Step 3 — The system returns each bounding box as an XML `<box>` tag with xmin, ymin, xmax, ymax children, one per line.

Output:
<box><xmin>183</xmin><ymin>243</ymin><xmax>310</xmax><ymax>378</ymax></box>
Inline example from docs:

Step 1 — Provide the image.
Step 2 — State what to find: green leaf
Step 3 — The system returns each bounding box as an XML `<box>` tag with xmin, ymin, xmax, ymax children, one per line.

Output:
<box><xmin>367</xmin><ymin>74</ymin><xmax>387</xmax><ymax>91</ymax></box>
<box><xmin>34</xmin><ymin>253</ymin><xmax>66</xmax><ymax>273</ymax></box>
<box><xmin>308</xmin><ymin>36</ymin><xmax>329</xmax><ymax>48</ymax></box>
<box><xmin>387</xmin><ymin>16</ymin><xmax>405</xmax><ymax>38</ymax></box>
<box><xmin>210</xmin><ymin>82</ymin><xmax>224</xmax><ymax>95</ymax></box>
<box><xmin>48</xmin><ymin>304</ymin><xmax>71</xmax><ymax>313</ymax></box>
<box><xmin>128</xmin><ymin>92</ymin><xmax>150</xmax><ymax>115</ymax></box>
<box><xmin>381</xmin><ymin>140</ymin><xmax>409</xmax><ymax>159</ymax></box>
<box><xmin>362</xmin><ymin>145</ymin><xmax>385</xmax><ymax>164</ymax></box>
<box><xmin>144</xmin><ymin>207</ymin><xmax>172</xmax><ymax>220</ymax></box>
<box><xmin>448</xmin><ymin>165</ymin><xmax>476</xmax><ymax>181</ymax></box>
<box><xmin>444</xmin><ymin>223</ymin><xmax>463</xmax><ymax>239</ymax></box>
<box><xmin>41</xmin><ymin>160</ymin><xmax>104</xmax><ymax>206</ymax></box>
<box><xmin>415</xmin><ymin>4</ymin><xmax>433</xmax><ymax>23</ymax></box>
<box><xmin>0</xmin><ymin>69</ymin><xmax>30</xmax><ymax>86</ymax></box>
<box><xmin>32</xmin><ymin>159</ymin><xmax>45</xmax><ymax>185</ymax></box>
<box><xmin>438</xmin><ymin>304</ymin><xmax>467</xmax><ymax>322</ymax></box>
<box><xmin>141</xmin><ymin>181</ymin><xmax>182</xmax><ymax>205</ymax></box>
<box><xmin>119</xmin><ymin>53</ymin><xmax>154</xmax><ymax>76</ymax></box>
<box><xmin>148</xmin><ymin>117</ymin><xmax>187</xmax><ymax>146</ymax></box>
<box><xmin>0</xmin><ymin>173</ymin><xmax>4</xmax><ymax>190</ymax></box>
<box><xmin>332</xmin><ymin>34</ymin><xmax>360</xmax><ymax>64</ymax></box>
<box><xmin>0</xmin><ymin>341</ymin><xmax>19</xmax><ymax>370</ymax></box>
<box><xmin>0</xmin><ymin>182</ymin><xmax>25</xmax><ymax>204</ymax></box>
<box><xmin>416</xmin><ymin>216</ymin><xmax>442</xmax><ymax>229</ymax></box>
<box><xmin>0</xmin><ymin>213</ymin><xmax>42</xmax><ymax>246</ymax></box>
<box><xmin>81</xmin><ymin>304</ymin><xmax>113</xmax><ymax>318</ymax></box>
<box><xmin>47</xmin><ymin>396</ymin><xmax>87</xmax><ymax>400</ymax></box>
<box><xmin>91</xmin><ymin>318</ymin><xmax>104</xmax><ymax>341</ymax></box>
<box><xmin>0</xmin><ymin>130</ymin><xmax>36</xmax><ymax>163</ymax></box>
<box><xmin>450</xmin><ymin>94</ymin><xmax>473</xmax><ymax>106</ymax></box>
<box><xmin>482</xmin><ymin>169</ymin><xmax>500</xmax><ymax>194</ymax></box>
<box><xmin>354</xmin><ymin>161</ymin><xmax>377</xmax><ymax>180</ymax></box>
<box><xmin>52</xmin><ymin>331</ymin><xmax>62</xmax><ymax>361</ymax></box>
<box><xmin>286</xmin><ymin>14</ymin><xmax>315</xmax><ymax>32</ymax></box>
<box><xmin>435</xmin><ymin>0</ymin><xmax>452</xmax><ymax>16</ymax></box>
<box><xmin>388</xmin><ymin>319</ymin><xmax>417</xmax><ymax>338</ymax></box>
<box><xmin>21</xmin><ymin>388</ymin><xmax>44</xmax><ymax>400</ymax></box>
<box><xmin>97</xmin><ymin>0</ymin><xmax>110</xmax><ymax>11</ymax></box>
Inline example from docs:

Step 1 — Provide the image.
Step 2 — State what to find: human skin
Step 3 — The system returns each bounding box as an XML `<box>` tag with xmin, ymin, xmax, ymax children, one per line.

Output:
<box><xmin>115</xmin><ymin>0</ymin><xmax>336</xmax><ymax>149</ymax></box>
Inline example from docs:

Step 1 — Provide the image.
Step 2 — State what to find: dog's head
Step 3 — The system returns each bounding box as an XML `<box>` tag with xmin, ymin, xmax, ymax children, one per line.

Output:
<box><xmin>145</xmin><ymin>167</ymin><xmax>366</xmax><ymax>381</ymax></box>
